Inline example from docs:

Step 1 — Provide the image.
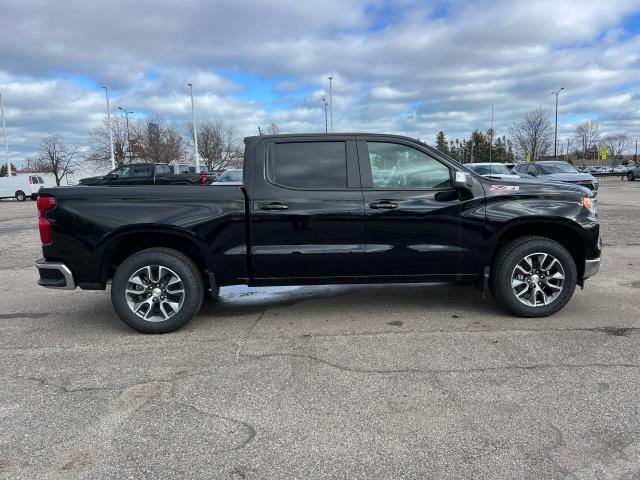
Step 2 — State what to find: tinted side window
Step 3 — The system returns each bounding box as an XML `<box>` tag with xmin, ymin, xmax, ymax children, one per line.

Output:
<box><xmin>37</xmin><ymin>176</ymin><xmax>44</xmax><ymax>183</ymax></box>
<box><xmin>133</xmin><ymin>165</ymin><xmax>153</xmax><ymax>177</ymax></box>
<box><xmin>155</xmin><ymin>165</ymin><xmax>170</xmax><ymax>175</ymax></box>
<box><xmin>527</xmin><ymin>164</ymin><xmax>537</xmax><ymax>175</ymax></box>
<box><xmin>272</xmin><ymin>142</ymin><xmax>347</xmax><ymax>189</ymax></box>
<box><xmin>367</xmin><ymin>142</ymin><xmax>451</xmax><ymax>189</ymax></box>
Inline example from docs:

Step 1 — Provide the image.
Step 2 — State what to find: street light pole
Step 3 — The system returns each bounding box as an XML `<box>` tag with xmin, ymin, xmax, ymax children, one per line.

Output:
<box><xmin>0</xmin><ymin>91</ymin><xmax>10</xmax><ymax>176</ymax></box>
<box><xmin>551</xmin><ymin>87</ymin><xmax>564</xmax><ymax>160</ymax></box>
<box><xmin>328</xmin><ymin>76</ymin><xmax>333</xmax><ymax>133</ymax></box>
<box><xmin>322</xmin><ymin>98</ymin><xmax>328</xmax><ymax>133</ymax></box>
<box><xmin>187</xmin><ymin>83</ymin><xmax>200</xmax><ymax>172</ymax></box>
<box><xmin>118</xmin><ymin>107</ymin><xmax>133</xmax><ymax>164</ymax></box>
<box><xmin>489</xmin><ymin>104</ymin><xmax>493</xmax><ymax>163</ymax></box>
<box><xmin>102</xmin><ymin>86</ymin><xmax>116</xmax><ymax>170</ymax></box>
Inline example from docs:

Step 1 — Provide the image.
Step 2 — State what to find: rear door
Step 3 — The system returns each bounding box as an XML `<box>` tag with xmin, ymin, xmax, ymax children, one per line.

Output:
<box><xmin>358</xmin><ymin>137</ymin><xmax>477</xmax><ymax>277</ymax></box>
<box><xmin>250</xmin><ymin>136</ymin><xmax>364</xmax><ymax>280</ymax></box>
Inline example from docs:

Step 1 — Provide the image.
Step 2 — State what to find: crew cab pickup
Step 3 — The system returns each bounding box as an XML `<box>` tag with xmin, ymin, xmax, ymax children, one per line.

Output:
<box><xmin>35</xmin><ymin>134</ymin><xmax>601</xmax><ymax>333</ymax></box>
<box><xmin>78</xmin><ymin>163</ymin><xmax>212</xmax><ymax>186</ymax></box>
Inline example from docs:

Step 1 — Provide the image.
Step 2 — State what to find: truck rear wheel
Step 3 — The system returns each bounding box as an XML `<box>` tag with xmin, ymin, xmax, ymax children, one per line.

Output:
<box><xmin>490</xmin><ymin>236</ymin><xmax>577</xmax><ymax>317</ymax></box>
<box><xmin>111</xmin><ymin>248</ymin><xmax>204</xmax><ymax>333</ymax></box>
<box><xmin>15</xmin><ymin>190</ymin><xmax>26</xmax><ymax>202</ymax></box>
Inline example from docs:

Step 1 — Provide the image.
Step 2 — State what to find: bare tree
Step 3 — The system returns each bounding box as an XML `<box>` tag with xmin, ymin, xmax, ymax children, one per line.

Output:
<box><xmin>189</xmin><ymin>119</ymin><xmax>243</xmax><ymax>171</ymax></box>
<box><xmin>131</xmin><ymin>117</ymin><xmax>185</xmax><ymax>164</ymax></box>
<box><xmin>88</xmin><ymin>117</ymin><xmax>130</xmax><ymax>169</ymax></box>
<box><xmin>38</xmin><ymin>135</ymin><xmax>78</xmax><ymax>186</ymax></box>
<box><xmin>574</xmin><ymin>121</ymin><xmax>600</xmax><ymax>160</ymax></box>
<box><xmin>22</xmin><ymin>156</ymin><xmax>50</xmax><ymax>173</ymax></box>
<box><xmin>602</xmin><ymin>133</ymin><xmax>629</xmax><ymax>161</ymax></box>
<box><xmin>508</xmin><ymin>107</ymin><xmax>553</xmax><ymax>161</ymax></box>
<box><xmin>267</xmin><ymin>123</ymin><xmax>280</xmax><ymax>135</ymax></box>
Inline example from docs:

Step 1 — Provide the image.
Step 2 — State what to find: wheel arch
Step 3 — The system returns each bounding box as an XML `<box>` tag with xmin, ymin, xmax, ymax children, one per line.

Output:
<box><xmin>486</xmin><ymin>218</ymin><xmax>586</xmax><ymax>280</ymax></box>
<box><xmin>99</xmin><ymin>227</ymin><xmax>212</xmax><ymax>287</ymax></box>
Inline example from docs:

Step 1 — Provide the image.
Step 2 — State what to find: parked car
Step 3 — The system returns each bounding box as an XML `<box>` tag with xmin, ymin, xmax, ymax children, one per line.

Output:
<box><xmin>465</xmin><ymin>163</ymin><xmax>521</xmax><ymax>180</ymax></box>
<box><xmin>624</xmin><ymin>164</ymin><xmax>640</xmax><ymax>181</ymax></box>
<box><xmin>513</xmin><ymin>161</ymin><xmax>599</xmax><ymax>194</ymax></box>
<box><xmin>35</xmin><ymin>133</ymin><xmax>600</xmax><ymax>333</ymax></box>
<box><xmin>78</xmin><ymin>163</ymin><xmax>213</xmax><ymax>186</ymax></box>
<box><xmin>215</xmin><ymin>168</ymin><xmax>243</xmax><ymax>184</ymax></box>
<box><xmin>0</xmin><ymin>174</ymin><xmax>47</xmax><ymax>201</ymax></box>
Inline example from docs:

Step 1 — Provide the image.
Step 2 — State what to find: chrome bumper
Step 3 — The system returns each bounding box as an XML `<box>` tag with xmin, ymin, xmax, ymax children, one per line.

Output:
<box><xmin>584</xmin><ymin>257</ymin><xmax>601</xmax><ymax>279</ymax></box>
<box><xmin>35</xmin><ymin>259</ymin><xmax>76</xmax><ymax>290</ymax></box>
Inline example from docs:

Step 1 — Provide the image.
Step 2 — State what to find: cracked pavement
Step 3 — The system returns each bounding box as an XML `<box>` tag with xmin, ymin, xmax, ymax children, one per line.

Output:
<box><xmin>1</xmin><ymin>178</ymin><xmax>640</xmax><ymax>479</ymax></box>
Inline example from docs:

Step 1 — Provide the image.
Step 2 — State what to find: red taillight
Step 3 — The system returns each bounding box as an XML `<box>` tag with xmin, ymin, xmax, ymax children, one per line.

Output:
<box><xmin>37</xmin><ymin>196</ymin><xmax>56</xmax><ymax>244</ymax></box>
<box><xmin>28</xmin><ymin>177</ymin><xmax>32</xmax><ymax>185</ymax></box>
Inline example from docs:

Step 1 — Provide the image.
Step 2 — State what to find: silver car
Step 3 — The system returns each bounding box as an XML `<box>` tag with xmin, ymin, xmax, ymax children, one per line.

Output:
<box><xmin>513</xmin><ymin>161</ymin><xmax>598</xmax><ymax>194</ymax></box>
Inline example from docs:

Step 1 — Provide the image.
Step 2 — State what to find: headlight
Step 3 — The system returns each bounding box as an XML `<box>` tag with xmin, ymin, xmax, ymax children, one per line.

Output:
<box><xmin>581</xmin><ymin>196</ymin><xmax>597</xmax><ymax>215</ymax></box>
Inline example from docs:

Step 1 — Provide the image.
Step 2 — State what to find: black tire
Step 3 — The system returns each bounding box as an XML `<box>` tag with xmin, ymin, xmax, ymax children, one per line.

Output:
<box><xmin>15</xmin><ymin>190</ymin><xmax>26</xmax><ymax>202</ymax></box>
<box><xmin>628</xmin><ymin>172</ymin><xmax>635</xmax><ymax>181</ymax></box>
<box><xmin>490</xmin><ymin>236</ymin><xmax>577</xmax><ymax>317</ymax></box>
<box><xmin>31</xmin><ymin>194</ymin><xmax>38</xmax><ymax>201</ymax></box>
<box><xmin>111</xmin><ymin>248</ymin><xmax>204</xmax><ymax>333</ymax></box>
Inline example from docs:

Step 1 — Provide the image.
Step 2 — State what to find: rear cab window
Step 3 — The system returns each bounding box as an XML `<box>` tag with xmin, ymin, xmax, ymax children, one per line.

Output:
<box><xmin>270</xmin><ymin>141</ymin><xmax>347</xmax><ymax>189</ymax></box>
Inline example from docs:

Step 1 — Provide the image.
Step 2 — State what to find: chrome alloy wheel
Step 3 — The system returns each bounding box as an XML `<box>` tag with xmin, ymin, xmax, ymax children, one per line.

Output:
<box><xmin>511</xmin><ymin>253</ymin><xmax>565</xmax><ymax>307</ymax></box>
<box><xmin>125</xmin><ymin>265</ymin><xmax>185</xmax><ymax>322</ymax></box>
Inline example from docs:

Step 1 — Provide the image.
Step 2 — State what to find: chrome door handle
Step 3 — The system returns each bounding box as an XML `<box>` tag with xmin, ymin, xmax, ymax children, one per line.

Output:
<box><xmin>260</xmin><ymin>203</ymin><xmax>289</xmax><ymax>211</ymax></box>
<box><xmin>369</xmin><ymin>202</ymin><xmax>398</xmax><ymax>209</ymax></box>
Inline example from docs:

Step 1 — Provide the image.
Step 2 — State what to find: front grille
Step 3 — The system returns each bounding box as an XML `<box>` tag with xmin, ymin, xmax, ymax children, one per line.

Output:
<box><xmin>576</xmin><ymin>181</ymin><xmax>595</xmax><ymax>191</ymax></box>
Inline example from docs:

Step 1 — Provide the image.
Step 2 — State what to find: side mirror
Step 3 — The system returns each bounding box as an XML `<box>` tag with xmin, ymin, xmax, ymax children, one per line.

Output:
<box><xmin>453</xmin><ymin>171</ymin><xmax>473</xmax><ymax>189</ymax></box>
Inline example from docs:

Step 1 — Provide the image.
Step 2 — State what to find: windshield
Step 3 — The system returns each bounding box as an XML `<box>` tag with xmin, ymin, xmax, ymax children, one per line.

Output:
<box><xmin>111</xmin><ymin>165</ymin><xmax>130</xmax><ymax>176</ymax></box>
<box><xmin>538</xmin><ymin>162</ymin><xmax>578</xmax><ymax>174</ymax></box>
<box><xmin>468</xmin><ymin>164</ymin><xmax>512</xmax><ymax>176</ymax></box>
<box><xmin>220</xmin><ymin>170</ymin><xmax>242</xmax><ymax>182</ymax></box>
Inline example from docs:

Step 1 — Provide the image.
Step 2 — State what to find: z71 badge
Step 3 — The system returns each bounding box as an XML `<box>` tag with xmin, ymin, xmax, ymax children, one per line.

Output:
<box><xmin>491</xmin><ymin>184</ymin><xmax>520</xmax><ymax>192</ymax></box>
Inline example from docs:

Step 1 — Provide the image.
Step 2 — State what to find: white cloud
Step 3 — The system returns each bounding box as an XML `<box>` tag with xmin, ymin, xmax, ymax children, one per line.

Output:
<box><xmin>1</xmin><ymin>0</ymin><xmax>640</xmax><ymax>165</ymax></box>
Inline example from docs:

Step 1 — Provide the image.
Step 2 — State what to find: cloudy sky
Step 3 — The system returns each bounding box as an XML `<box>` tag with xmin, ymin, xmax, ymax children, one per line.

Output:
<box><xmin>1</xmin><ymin>0</ymin><xmax>639</xmax><ymax>166</ymax></box>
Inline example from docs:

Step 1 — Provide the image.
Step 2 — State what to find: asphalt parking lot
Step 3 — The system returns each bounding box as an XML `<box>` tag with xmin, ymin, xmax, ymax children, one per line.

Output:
<box><xmin>1</xmin><ymin>178</ymin><xmax>640</xmax><ymax>479</ymax></box>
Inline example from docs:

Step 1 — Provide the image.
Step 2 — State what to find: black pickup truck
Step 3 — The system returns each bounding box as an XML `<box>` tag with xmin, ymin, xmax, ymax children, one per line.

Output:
<box><xmin>78</xmin><ymin>163</ymin><xmax>211</xmax><ymax>186</ymax></box>
<box><xmin>35</xmin><ymin>133</ymin><xmax>601</xmax><ymax>333</ymax></box>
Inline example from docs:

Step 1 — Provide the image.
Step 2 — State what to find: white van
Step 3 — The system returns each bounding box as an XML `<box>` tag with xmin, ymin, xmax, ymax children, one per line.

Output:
<box><xmin>0</xmin><ymin>174</ymin><xmax>47</xmax><ymax>201</ymax></box>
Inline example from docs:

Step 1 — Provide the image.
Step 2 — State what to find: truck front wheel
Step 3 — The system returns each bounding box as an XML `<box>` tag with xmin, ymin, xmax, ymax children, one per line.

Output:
<box><xmin>111</xmin><ymin>248</ymin><xmax>204</xmax><ymax>333</ymax></box>
<box><xmin>490</xmin><ymin>236</ymin><xmax>577</xmax><ymax>317</ymax></box>
<box><xmin>628</xmin><ymin>172</ymin><xmax>635</xmax><ymax>181</ymax></box>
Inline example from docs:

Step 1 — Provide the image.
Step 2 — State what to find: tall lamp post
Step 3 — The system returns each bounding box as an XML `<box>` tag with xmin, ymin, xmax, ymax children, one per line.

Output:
<box><xmin>322</xmin><ymin>98</ymin><xmax>328</xmax><ymax>133</ymax></box>
<box><xmin>328</xmin><ymin>76</ymin><xmax>333</xmax><ymax>133</ymax></box>
<box><xmin>551</xmin><ymin>87</ymin><xmax>564</xmax><ymax>160</ymax></box>
<box><xmin>118</xmin><ymin>107</ymin><xmax>133</xmax><ymax>164</ymax></box>
<box><xmin>0</xmin><ymin>91</ymin><xmax>10</xmax><ymax>176</ymax></box>
<box><xmin>102</xmin><ymin>86</ymin><xmax>116</xmax><ymax>170</ymax></box>
<box><xmin>187</xmin><ymin>83</ymin><xmax>200</xmax><ymax>172</ymax></box>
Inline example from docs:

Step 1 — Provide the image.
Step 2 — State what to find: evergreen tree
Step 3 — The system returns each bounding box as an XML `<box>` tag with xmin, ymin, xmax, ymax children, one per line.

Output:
<box><xmin>0</xmin><ymin>163</ymin><xmax>17</xmax><ymax>176</ymax></box>
<box><xmin>435</xmin><ymin>131</ymin><xmax>449</xmax><ymax>154</ymax></box>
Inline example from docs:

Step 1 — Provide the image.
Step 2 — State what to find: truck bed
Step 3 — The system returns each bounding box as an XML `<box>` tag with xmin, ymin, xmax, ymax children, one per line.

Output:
<box><xmin>39</xmin><ymin>185</ymin><xmax>248</xmax><ymax>288</ymax></box>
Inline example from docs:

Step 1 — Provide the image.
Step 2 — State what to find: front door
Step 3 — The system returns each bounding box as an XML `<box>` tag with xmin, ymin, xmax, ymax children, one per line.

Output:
<box><xmin>250</xmin><ymin>137</ymin><xmax>364</xmax><ymax>280</ymax></box>
<box><xmin>358</xmin><ymin>138</ymin><xmax>473</xmax><ymax>277</ymax></box>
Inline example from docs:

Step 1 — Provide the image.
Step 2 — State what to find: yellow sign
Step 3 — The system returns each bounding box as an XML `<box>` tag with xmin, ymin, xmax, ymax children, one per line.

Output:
<box><xmin>601</xmin><ymin>146</ymin><xmax>608</xmax><ymax>160</ymax></box>
<box><xmin>526</xmin><ymin>154</ymin><xmax>531</xmax><ymax>162</ymax></box>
